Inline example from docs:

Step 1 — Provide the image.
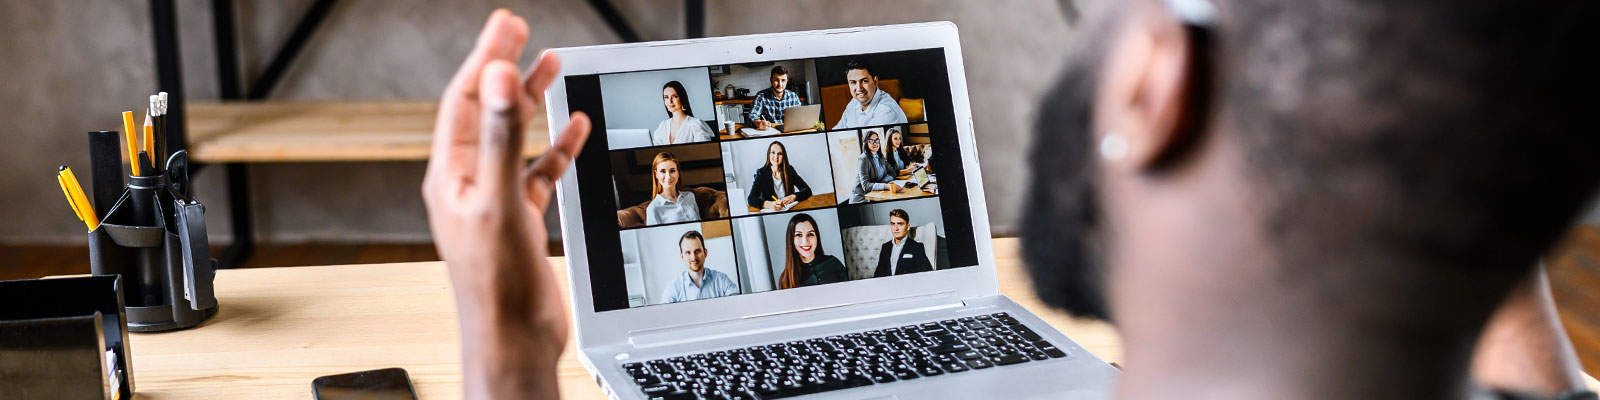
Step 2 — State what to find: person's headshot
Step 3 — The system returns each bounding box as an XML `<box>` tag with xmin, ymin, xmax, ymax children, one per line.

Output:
<box><xmin>777</xmin><ymin>213</ymin><xmax>847</xmax><ymax>289</ymax></box>
<box><xmin>849</xmin><ymin>129</ymin><xmax>900</xmax><ymax>203</ymax></box>
<box><xmin>645</xmin><ymin>152</ymin><xmax>700</xmax><ymax>225</ymax></box>
<box><xmin>832</xmin><ymin>58</ymin><xmax>908</xmax><ymax>129</ymax></box>
<box><xmin>652</xmin><ymin>80</ymin><xmax>715</xmax><ymax>145</ymax></box>
<box><xmin>873</xmin><ymin>209</ymin><xmax>933</xmax><ymax>278</ymax></box>
<box><xmin>749</xmin><ymin>65</ymin><xmax>802</xmax><ymax>131</ymax></box>
<box><xmin>659</xmin><ymin>230</ymin><xmax>739</xmax><ymax>303</ymax></box>
<box><xmin>747</xmin><ymin>141</ymin><xmax>814</xmax><ymax>211</ymax></box>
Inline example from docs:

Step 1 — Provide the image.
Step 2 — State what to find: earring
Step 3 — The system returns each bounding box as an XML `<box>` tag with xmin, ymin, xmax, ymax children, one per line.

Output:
<box><xmin>1100</xmin><ymin>132</ymin><xmax>1129</xmax><ymax>161</ymax></box>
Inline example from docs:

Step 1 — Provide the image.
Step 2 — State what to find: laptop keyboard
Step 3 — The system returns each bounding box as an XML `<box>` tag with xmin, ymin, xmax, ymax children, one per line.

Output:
<box><xmin>622</xmin><ymin>312</ymin><xmax>1069</xmax><ymax>400</ymax></box>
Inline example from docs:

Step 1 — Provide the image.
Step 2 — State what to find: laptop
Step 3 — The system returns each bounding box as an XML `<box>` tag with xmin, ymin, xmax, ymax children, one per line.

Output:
<box><xmin>544</xmin><ymin>22</ymin><xmax>1118</xmax><ymax>400</ymax></box>
<box><xmin>778</xmin><ymin>104</ymin><xmax>822</xmax><ymax>133</ymax></box>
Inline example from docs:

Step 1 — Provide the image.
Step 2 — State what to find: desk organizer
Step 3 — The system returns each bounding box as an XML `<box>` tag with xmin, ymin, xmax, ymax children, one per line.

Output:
<box><xmin>86</xmin><ymin>130</ymin><xmax>218</xmax><ymax>332</ymax></box>
<box><xmin>0</xmin><ymin>276</ymin><xmax>134</xmax><ymax>400</ymax></box>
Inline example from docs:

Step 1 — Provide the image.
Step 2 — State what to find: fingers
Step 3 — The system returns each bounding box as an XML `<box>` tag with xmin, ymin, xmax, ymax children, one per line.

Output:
<box><xmin>446</xmin><ymin>10</ymin><xmax>530</xmax><ymax>100</ymax></box>
<box><xmin>430</xmin><ymin>10</ymin><xmax>530</xmax><ymax>185</ymax></box>
<box><xmin>477</xmin><ymin>60</ymin><xmax>527</xmax><ymax>191</ymax></box>
<box><xmin>523</xmin><ymin>51</ymin><xmax>563</xmax><ymax>113</ymax></box>
<box><xmin>524</xmin><ymin>112</ymin><xmax>591</xmax><ymax>211</ymax></box>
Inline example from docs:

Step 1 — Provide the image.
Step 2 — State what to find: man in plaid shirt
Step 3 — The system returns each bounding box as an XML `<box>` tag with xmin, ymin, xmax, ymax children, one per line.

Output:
<box><xmin>748</xmin><ymin>65</ymin><xmax>802</xmax><ymax>131</ymax></box>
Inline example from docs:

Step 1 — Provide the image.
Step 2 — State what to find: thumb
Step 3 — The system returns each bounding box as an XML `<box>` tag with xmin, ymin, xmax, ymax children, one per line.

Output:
<box><xmin>477</xmin><ymin>59</ymin><xmax>526</xmax><ymax>192</ymax></box>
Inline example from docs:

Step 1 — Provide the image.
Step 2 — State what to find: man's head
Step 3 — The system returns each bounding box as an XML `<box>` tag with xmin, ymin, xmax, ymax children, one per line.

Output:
<box><xmin>889</xmin><ymin>209</ymin><xmax>910</xmax><ymax>241</ymax></box>
<box><xmin>1021</xmin><ymin>0</ymin><xmax>1600</xmax><ymax>326</ymax></box>
<box><xmin>679</xmin><ymin>230</ymin><xmax>707</xmax><ymax>273</ymax></box>
<box><xmin>844</xmin><ymin>58</ymin><xmax>879</xmax><ymax>104</ymax></box>
<box><xmin>770</xmin><ymin>65</ymin><xmax>790</xmax><ymax>94</ymax></box>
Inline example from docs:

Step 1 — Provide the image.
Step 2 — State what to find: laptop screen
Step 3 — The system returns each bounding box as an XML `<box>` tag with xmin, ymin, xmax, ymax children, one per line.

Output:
<box><xmin>564</xmin><ymin>48</ymin><xmax>981</xmax><ymax>312</ymax></box>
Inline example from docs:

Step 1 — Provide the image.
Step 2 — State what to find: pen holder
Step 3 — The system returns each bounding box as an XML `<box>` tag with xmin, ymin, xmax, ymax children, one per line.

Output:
<box><xmin>89</xmin><ymin>173</ymin><xmax>218</xmax><ymax>332</ymax></box>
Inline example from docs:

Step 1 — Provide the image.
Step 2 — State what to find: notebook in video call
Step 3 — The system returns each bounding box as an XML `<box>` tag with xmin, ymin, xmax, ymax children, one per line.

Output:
<box><xmin>545</xmin><ymin>22</ymin><xmax>1117</xmax><ymax>400</ymax></box>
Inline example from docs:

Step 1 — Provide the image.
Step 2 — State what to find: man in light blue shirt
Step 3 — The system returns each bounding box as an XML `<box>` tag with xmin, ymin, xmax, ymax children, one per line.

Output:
<box><xmin>659</xmin><ymin>230</ymin><xmax>739</xmax><ymax>304</ymax></box>
<box><xmin>832</xmin><ymin>58</ymin><xmax>909</xmax><ymax>129</ymax></box>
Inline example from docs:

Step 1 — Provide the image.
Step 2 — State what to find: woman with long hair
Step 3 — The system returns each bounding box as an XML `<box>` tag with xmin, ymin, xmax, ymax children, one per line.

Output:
<box><xmin>776</xmin><ymin>213</ymin><xmax>847</xmax><ymax>289</ymax></box>
<box><xmin>746</xmin><ymin>141</ymin><xmax>813</xmax><ymax>211</ymax></box>
<box><xmin>644</xmin><ymin>152</ymin><xmax>700</xmax><ymax>225</ymax></box>
<box><xmin>848</xmin><ymin>129</ymin><xmax>901</xmax><ymax>203</ymax></box>
<box><xmin>884</xmin><ymin>127</ymin><xmax>921</xmax><ymax>176</ymax></box>
<box><xmin>650</xmin><ymin>81</ymin><xmax>715</xmax><ymax>145</ymax></box>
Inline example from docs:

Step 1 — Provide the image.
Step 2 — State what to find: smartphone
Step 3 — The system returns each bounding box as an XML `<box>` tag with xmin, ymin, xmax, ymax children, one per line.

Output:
<box><xmin>311</xmin><ymin>367</ymin><xmax>418</xmax><ymax>400</ymax></box>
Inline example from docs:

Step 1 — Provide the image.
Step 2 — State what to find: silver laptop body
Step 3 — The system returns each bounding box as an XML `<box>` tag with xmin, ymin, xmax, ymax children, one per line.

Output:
<box><xmin>779</xmin><ymin>104</ymin><xmax>822</xmax><ymax>133</ymax></box>
<box><xmin>545</xmin><ymin>22</ymin><xmax>1118</xmax><ymax>400</ymax></box>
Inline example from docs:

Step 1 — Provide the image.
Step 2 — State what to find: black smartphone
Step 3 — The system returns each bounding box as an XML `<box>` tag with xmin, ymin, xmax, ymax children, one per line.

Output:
<box><xmin>311</xmin><ymin>367</ymin><xmax>418</xmax><ymax>400</ymax></box>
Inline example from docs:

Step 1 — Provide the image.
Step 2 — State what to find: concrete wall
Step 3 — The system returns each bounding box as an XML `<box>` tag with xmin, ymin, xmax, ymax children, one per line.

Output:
<box><xmin>0</xmin><ymin>0</ymin><xmax>1077</xmax><ymax>244</ymax></box>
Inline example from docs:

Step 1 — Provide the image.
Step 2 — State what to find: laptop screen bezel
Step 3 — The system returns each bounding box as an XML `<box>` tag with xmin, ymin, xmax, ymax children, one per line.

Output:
<box><xmin>545</xmin><ymin>22</ymin><xmax>1000</xmax><ymax>347</ymax></box>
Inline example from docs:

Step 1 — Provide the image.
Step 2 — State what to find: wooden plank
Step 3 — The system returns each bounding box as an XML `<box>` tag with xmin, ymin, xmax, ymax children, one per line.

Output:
<box><xmin>185</xmin><ymin>101</ymin><xmax>551</xmax><ymax>163</ymax></box>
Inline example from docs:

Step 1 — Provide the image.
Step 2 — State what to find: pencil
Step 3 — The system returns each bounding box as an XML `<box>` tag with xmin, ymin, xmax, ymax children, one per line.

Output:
<box><xmin>59</xmin><ymin>166</ymin><xmax>99</xmax><ymax>230</ymax></box>
<box><xmin>143</xmin><ymin>114</ymin><xmax>155</xmax><ymax>170</ymax></box>
<box><xmin>121</xmin><ymin>111</ymin><xmax>141</xmax><ymax>176</ymax></box>
<box><xmin>155</xmin><ymin>92</ymin><xmax>167</xmax><ymax>172</ymax></box>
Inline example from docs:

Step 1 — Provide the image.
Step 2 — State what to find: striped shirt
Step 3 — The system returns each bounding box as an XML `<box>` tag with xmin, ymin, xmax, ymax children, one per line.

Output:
<box><xmin>748</xmin><ymin>88</ymin><xmax>802</xmax><ymax>124</ymax></box>
<box><xmin>660</xmin><ymin>268</ymin><xmax>740</xmax><ymax>304</ymax></box>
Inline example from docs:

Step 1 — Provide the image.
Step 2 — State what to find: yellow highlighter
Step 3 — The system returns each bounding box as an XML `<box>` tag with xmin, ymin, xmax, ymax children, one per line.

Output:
<box><xmin>58</xmin><ymin>167</ymin><xmax>99</xmax><ymax>231</ymax></box>
<box><xmin>121</xmin><ymin>111</ymin><xmax>141</xmax><ymax>176</ymax></box>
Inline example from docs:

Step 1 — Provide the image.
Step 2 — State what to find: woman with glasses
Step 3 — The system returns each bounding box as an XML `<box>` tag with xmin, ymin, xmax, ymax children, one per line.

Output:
<box><xmin>849</xmin><ymin>129</ymin><xmax>902</xmax><ymax>204</ymax></box>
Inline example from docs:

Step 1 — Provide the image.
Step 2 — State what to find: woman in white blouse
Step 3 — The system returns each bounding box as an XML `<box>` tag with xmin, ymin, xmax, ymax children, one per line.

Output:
<box><xmin>651</xmin><ymin>81</ymin><xmax>715</xmax><ymax>146</ymax></box>
<box><xmin>645</xmin><ymin>152</ymin><xmax>700</xmax><ymax>225</ymax></box>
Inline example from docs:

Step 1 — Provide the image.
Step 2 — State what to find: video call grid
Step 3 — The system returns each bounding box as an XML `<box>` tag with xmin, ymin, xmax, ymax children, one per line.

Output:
<box><xmin>610</xmin><ymin>121</ymin><xmax>936</xmax><ymax>234</ymax></box>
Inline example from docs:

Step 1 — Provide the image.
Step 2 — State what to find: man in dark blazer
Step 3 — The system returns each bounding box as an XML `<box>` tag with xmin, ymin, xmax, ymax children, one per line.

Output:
<box><xmin>873</xmin><ymin>209</ymin><xmax>933</xmax><ymax>278</ymax></box>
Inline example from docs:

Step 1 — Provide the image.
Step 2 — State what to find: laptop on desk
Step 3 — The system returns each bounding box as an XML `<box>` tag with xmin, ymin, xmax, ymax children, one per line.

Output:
<box><xmin>778</xmin><ymin>104</ymin><xmax>822</xmax><ymax>133</ymax></box>
<box><xmin>545</xmin><ymin>22</ymin><xmax>1117</xmax><ymax>400</ymax></box>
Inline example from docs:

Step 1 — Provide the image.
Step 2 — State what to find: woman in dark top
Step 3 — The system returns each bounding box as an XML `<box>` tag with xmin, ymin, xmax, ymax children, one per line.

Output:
<box><xmin>747</xmin><ymin>141</ymin><xmax>813</xmax><ymax>211</ymax></box>
<box><xmin>776</xmin><ymin>213</ymin><xmax>848</xmax><ymax>289</ymax></box>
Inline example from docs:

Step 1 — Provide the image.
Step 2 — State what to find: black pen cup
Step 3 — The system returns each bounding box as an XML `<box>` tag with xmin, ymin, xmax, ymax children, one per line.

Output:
<box><xmin>88</xmin><ymin>174</ymin><xmax>217</xmax><ymax>332</ymax></box>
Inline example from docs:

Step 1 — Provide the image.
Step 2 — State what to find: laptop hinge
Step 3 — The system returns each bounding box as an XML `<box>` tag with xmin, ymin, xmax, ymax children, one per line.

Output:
<box><xmin>628</xmin><ymin>292</ymin><xmax>965</xmax><ymax>350</ymax></box>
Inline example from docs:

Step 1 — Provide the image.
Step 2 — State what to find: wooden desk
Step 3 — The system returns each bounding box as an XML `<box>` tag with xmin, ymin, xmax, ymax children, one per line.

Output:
<box><xmin>717</xmin><ymin>123</ymin><xmax>821</xmax><ymax>141</ymax></box>
<box><xmin>745</xmin><ymin>192</ymin><xmax>838</xmax><ymax>213</ymax></box>
<box><xmin>124</xmin><ymin>238</ymin><xmax>1599</xmax><ymax>398</ymax></box>
<box><xmin>124</xmin><ymin>238</ymin><xmax>1119</xmax><ymax>399</ymax></box>
<box><xmin>864</xmin><ymin>184</ymin><xmax>935</xmax><ymax>202</ymax></box>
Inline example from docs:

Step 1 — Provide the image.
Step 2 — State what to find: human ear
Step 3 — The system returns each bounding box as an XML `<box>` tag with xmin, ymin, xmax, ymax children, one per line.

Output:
<box><xmin>1095</xmin><ymin>4</ymin><xmax>1206</xmax><ymax>170</ymax></box>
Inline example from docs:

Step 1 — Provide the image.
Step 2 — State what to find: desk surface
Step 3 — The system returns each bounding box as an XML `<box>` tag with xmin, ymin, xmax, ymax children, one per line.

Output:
<box><xmin>125</xmin><ymin>238</ymin><xmax>1118</xmax><ymax>399</ymax></box>
<box><xmin>126</xmin><ymin>238</ymin><xmax>1598</xmax><ymax>399</ymax></box>
<box><xmin>744</xmin><ymin>192</ymin><xmax>838</xmax><ymax>214</ymax></box>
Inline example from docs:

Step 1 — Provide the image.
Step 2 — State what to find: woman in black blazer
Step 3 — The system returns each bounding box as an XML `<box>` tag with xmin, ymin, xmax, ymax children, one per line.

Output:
<box><xmin>747</xmin><ymin>141</ymin><xmax>813</xmax><ymax>211</ymax></box>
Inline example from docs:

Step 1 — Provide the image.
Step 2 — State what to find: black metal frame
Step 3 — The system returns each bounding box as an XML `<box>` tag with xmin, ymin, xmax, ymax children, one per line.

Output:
<box><xmin>150</xmin><ymin>0</ymin><xmax>704</xmax><ymax>267</ymax></box>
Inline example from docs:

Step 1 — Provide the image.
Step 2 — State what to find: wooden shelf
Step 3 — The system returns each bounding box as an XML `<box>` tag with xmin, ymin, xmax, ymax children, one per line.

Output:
<box><xmin>185</xmin><ymin>101</ymin><xmax>550</xmax><ymax>163</ymax></box>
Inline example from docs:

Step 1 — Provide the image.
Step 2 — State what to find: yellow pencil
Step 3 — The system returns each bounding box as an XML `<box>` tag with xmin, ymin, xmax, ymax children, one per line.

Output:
<box><xmin>144</xmin><ymin>123</ymin><xmax>155</xmax><ymax>170</ymax></box>
<box><xmin>121</xmin><ymin>111</ymin><xmax>141</xmax><ymax>176</ymax></box>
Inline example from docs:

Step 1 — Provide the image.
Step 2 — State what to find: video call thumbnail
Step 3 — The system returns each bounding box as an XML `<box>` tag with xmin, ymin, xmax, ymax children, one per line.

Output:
<box><xmin>570</xmin><ymin>48</ymin><xmax>977</xmax><ymax>312</ymax></box>
<box><xmin>828</xmin><ymin>124</ymin><xmax>937</xmax><ymax>205</ymax></box>
<box><xmin>620</xmin><ymin>220</ymin><xmax>740</xmax><ymax>307</ymax></box>
<box><xmin>722</xmin><ymin>135</ymin><xmax>838</xmax><ymax>217</ymax></box>
<box><xmin>611</xmin><ymin>142</ymin><xmax>730</xmax><ymax>229</ymax></box>
<box><xmin>619</xmin><ymin>197</ymin><xmax>954</xmax><ymax>309</ymax></box>
<box><xmin>601</xmin><ymin>66</ymin><xmax>719</xmax><ymax>150</ymax></box>
<box><xmin>710</xmin><ymin>60</ymin><xmax>823</xmax><ymax>140</ymax></box>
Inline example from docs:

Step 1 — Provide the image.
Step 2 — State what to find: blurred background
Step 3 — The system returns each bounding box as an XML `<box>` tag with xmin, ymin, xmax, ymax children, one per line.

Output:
<box><xmin>0</xmin><ymin>0</ymin><xmax>1595</xmax><ymax>374</ymax></box>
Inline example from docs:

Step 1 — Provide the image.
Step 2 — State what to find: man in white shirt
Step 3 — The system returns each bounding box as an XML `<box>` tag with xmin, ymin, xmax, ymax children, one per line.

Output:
<box><xmin>660</xmin><ymin>230</ymin><xmax>739</xmax><ymax>303</ymax></box>
<box><xmin>832</xmin><ymin>58</ymin><xmax>909</xmax><ymax>129</ymax></box>
<box><xmin>872</xmin><ymin>209</ymin><xmax>932</xmax><ymax>278</ymax></box>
